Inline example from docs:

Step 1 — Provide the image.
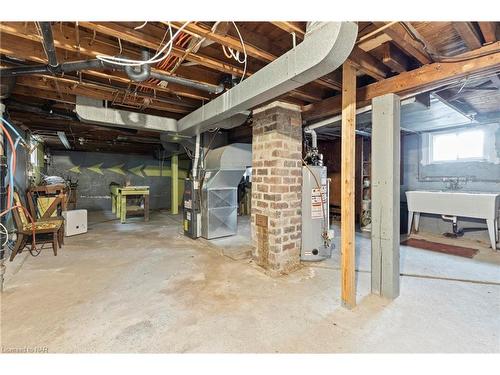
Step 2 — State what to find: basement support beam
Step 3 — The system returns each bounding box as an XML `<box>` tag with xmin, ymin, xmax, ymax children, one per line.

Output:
<box><xmin>341</xmin><ymin>61</ymin><xmax>357</xmax><ymax>309</ymax></box>
<box><xmin>372</xmin><ymin>22</ymin><xmax>432</xmax><ymax>65</ymax></box>
<box><xmin>302</xmin><ymin>41</ymin><xmax>500</xmax><ymax>122</ymax></box>
<box><xmin>371</xmin><ymin>93</ymin><xmax>401</xmax><ymax>300</ymax></box>
<box><xmin>171</xmin><ymin>154</ymin><xmax>179</xmax><ymax>215</ymax></box>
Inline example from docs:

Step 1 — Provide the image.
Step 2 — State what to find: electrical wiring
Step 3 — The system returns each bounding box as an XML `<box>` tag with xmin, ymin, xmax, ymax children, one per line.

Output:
<box><xmin>96</xmin><ymin>21</ymin><xmax>191</xmax><ymax>67</ymax></box>
<box><xmin>0</xmin><ymin>122</ymin><xmax>16</xmax><ymax>214</ymax></box>
<box><xmin>203</xmin><ymin>127</ymin><xmax>221</xmax><ymax>162</ymax></box>
<box><xmin>134</xmin><ymin>21</ymin><xmax>148</xmax><ymax>30</ymax></box>
<box><xmin>1</xmin><ymin>117</ymin><xmax>29</xmax><ymax>146</ymax></box>
<box><xmin>0</xmin><ymin>222</ymin><xmax>8</xmax><ymax>247</ymax></box>
<box><xmin>222</xmin><ymin>22</ymin><xmax>247</xmax><ymax>84</ymax></box>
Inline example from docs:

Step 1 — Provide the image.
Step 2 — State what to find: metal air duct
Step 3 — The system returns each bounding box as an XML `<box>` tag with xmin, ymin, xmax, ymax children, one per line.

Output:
<box><xmin>75</xmin><ymin>96</ymin><xmax>177</xmax><ymax>132</ymax></box>
<box><xmin>200</xmin><ymin>143</ymin><xmax>252</xmax><ymax>239</ymax></box>
<box><xmin>177</xmin><ymin>21</ymin><xmax>358</xmax><ymax>136</ymax></box>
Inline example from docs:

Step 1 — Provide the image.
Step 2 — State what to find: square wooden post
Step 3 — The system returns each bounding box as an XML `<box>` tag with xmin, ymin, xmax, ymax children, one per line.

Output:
<box><xmin>341</xmin><ymin>61</ymin><xmax>357</xmax><ymax>309</ymax></box>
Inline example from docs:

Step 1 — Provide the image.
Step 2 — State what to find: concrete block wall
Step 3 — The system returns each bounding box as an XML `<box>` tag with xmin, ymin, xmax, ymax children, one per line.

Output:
<box><xmin>47</xmin><ymin>151</ymin><xmax>181</xmax><ymax>212</ymax></box>
<box><xmin>251</xmin><ymin>102</ymin><xmax>302</xmax><ymax>275</ymax></box>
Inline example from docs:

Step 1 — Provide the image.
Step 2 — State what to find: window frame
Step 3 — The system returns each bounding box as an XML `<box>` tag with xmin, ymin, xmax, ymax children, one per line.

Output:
<box><xmin>428</xmin><ymin>128</ymin><xmax>486</xmax><ymax>164</ymax></box>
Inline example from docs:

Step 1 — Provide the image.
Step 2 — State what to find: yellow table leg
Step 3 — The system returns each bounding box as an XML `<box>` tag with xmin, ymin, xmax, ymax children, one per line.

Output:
<box><xmin>120</xmin><ymin>194</ymin><xmax>126</xmax><ymax>223</ymax></box>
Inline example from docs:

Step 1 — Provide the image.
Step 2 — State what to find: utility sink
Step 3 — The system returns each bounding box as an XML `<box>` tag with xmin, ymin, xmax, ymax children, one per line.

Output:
<box><xmin>405</xmin><ymin>190</ymin><xmax>500</xmax><ymax>250</ymax></box>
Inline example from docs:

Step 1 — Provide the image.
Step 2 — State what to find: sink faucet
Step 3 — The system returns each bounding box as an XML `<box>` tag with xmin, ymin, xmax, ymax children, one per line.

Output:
<box><xmin>443</xmin><ymin>177</ymin><xmax>470</xmax><ymax>191</ymax></box>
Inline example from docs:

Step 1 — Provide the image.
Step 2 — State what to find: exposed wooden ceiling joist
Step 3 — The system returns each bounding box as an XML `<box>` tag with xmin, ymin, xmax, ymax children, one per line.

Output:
<box><xmin>478</xmin><ymin>22</ymin><xmax>498</xmax><ymax>44</ymax></box>
<box><xmin>348</xmin><ymin>46</ymin><xmax>390</xmax><ymax>80</ymax></box>
<box><xmin>15</xmin><ymin>74</ymin><xmax>190</xmax><ymax>117</ymax></box>
<box><xmin>452</xmin><ymin>22</ymin><xmax>483</xmax><ymax>50</ymax></box>
<box><xmin>271</xmin><ymin>22</ymin><xmax>307</xmax><ymax>38</ymax></box>
<box><xmin>169</xmin><ymin>21</ymin><xmax>276</xmax><ymax>63</ymax></box>
<box><xmin>78</xmin><ymin>22</ymin><xmax>248</xmax><ymax>77</ymax></box>
<box><xmin>0</xmin><ymin>23</ymin><xmax>213</xmax><ymax>101</ymax></box>
<box><xmin>302</xmin><ymin>41</ymin><xmax>500</xmax><ymax>122</ymax></box>
<box><xmin>375</xmin><ymin>42</ymin><xmax>411</xmax><ymax>73</ymax></box>
<box><xmin>372</xmin><ymin>22</ymin><xmax>433</xmax><ymax>64</ymax></box>
<box><xmin>272</xmin><ymin>21</ymin><xmax>391</xmax><ymax>81</ymax></box>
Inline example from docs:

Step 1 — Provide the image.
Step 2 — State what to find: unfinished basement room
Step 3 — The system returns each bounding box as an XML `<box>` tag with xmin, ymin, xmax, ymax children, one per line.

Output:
<box><xmin>1</xmin><ymin>2</ymin><xmax>499</xmax><ymax>369</ymax></box>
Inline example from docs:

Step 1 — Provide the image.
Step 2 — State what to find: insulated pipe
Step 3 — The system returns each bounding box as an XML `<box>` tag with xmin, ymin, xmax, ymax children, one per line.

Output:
<box><xmin>39</xmin><ymin>22</ymin><xmax>59</xmax><ymax>68</ymax></box>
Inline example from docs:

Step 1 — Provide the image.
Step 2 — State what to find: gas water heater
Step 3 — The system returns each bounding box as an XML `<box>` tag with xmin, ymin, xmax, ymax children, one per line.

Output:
<box><xmin>301</xmin><ymin>129</ymin><xmax>334</xmax><ymax>261</ymax></box>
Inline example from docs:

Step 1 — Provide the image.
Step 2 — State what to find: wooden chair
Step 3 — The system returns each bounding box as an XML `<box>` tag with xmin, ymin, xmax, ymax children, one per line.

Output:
<box><xmin>9</xmin><ymin>191</ymin><xmax>64</xmax><ymax>261</ymax></box>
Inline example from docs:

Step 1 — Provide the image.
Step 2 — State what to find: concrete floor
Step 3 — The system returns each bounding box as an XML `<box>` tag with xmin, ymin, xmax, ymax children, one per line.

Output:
<box><xmin>1</xmin><ymin>211</ymin><xmax>499</xmax><ymax>353</ymax></box>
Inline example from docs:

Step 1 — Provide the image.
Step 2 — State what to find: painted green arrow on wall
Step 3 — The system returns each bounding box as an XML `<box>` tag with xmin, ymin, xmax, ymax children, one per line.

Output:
<box><xmin>128</xmin><ymin>165</ymin><xmax>144</xmax><ymax>177</ymax></box>
<box><xmin>67</xmin><ymin>163</ymin><xmax>187</xmax><ymax>178</ymax></box>
<box><xmin>69</xmin><ymin>165</ymin><xmax>81</xmax><ymax>174</ymax></box>
<box><xmin>106</xmin><ymin>164</ymin><xmax>126</xmax><ymax>175</ymax></box>
<box><xmin>87</xmin><ymin>163</ymin><xmax>104</xmax><ymax>175</ymax></box>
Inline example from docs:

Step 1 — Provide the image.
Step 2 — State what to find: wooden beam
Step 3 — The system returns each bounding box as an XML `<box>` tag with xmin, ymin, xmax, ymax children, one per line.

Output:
<box><xmin>274</xmin><ymin>22</ymin><xmax>391</xmax><ymax>80</ymax></box>
<box><xmin>78</xmin><ymin>22</ymin><xmax>326</xmax><ymax>102</ymax></box>
<box><xmin>452</xmin><ymin>22</ymin><xmax>483</xmax><ymax>50</ymax></box>
<box><xmin>341</xmin><ymin>61</ymin><xmax>356</xmax><ymax>309</ymax></box>
<box><xmin>372</xmin><ymin>22</ymin><xmax>432</xmax><ymax>64</ymax></box>
<box><xmin>271</xmin><ymin>22</ymin><xmax>306</xmax><ymax>38</ymax></box>
<box><xmin>170</xmin><ymin>21</ymin><xmax>276</xmax><ymax>63</ymax></box>
<box><xmin>12</xmin><ymin>85</ymin><xmax>76</xmax><ymax>104</ymax></box>
<box><xmin>478</xmin><ymin>22</ymin><xmax>498</xmax><ymax>44</ymax></box>
<box><xmin>348</xmin><ymin>46</ymin><xmax>390</xmax><ymax>80</ymax></box>
<box><xmin>15</xmin><ymin>75</ymin><xmax>191</xmax><ymax>115</ymax></box>
<box><xmin>302</xmin><ymin>41</ymin><xmax>500</xmax><ymax>122</ymax></box>
<box><xmin>378</xmin><ymin>42</ymin><xmax>411</xmax><ymax>73</ymax></box>
<box><xmin>0</xmin><ymin>24</ymin><xmax>212</xmax><ymax>101</ymax></box>
<box><xmin>78</xmin><ymin>22</ymin><xmax>249</xmax><ymax>77</ymax></box>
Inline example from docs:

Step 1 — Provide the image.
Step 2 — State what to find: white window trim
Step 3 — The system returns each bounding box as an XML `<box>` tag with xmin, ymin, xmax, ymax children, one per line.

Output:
<box><xmin>425</xmin><ymin>128</ymin><xmax>487</xmax><ymax>164</ymax></box>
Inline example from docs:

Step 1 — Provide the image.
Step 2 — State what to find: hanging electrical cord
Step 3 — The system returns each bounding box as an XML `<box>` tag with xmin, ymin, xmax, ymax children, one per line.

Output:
<box><xmin>96</xmin><ymin>21</ymin><xmax>191</xmax><ymax>67</ymax></box>
<box><xmin>202</xmin><ymin>127</ymin><xmax>221</xmax><ymax>164</ymax></box>
<box><xmin>220</xmin><ymin>22</ymin><xmax>247</xmax><ymax>84</ymax></box>
<box><xmin>134</xmin><ymin>21</ymin><xmax>148</xmax><ymax>30</ymax></box>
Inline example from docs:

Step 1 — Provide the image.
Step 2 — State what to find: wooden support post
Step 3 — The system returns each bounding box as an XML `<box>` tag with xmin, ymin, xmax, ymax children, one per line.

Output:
<box><xmin>171</xmin><ymin>154</ymin><xmax>179</xmax><ymax>215</ymax></box>
<box><xmin>341</xmin><ymin>61</ymin><xmax>357</xmax><ymax>309</ymax></box>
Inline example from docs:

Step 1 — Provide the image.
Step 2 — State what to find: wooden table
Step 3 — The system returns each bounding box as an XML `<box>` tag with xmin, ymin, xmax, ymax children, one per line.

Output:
<box><xmin>111</xmin><ymin>186</ymin><xmax>150</xmax><ymax>224</ymax></box>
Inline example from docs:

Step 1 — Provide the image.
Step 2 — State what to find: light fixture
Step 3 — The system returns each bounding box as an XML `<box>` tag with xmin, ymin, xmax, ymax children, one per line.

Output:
<box><xmin>57</xmin><ymin>131</ymin><xmax>71</xmax><ymax>149</ymax></box>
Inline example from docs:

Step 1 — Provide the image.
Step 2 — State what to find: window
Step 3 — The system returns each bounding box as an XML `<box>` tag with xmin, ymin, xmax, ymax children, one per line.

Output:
<box><xmin>30</xmin><ymin>138</ymin><xmax>39</xmax><ymax>166</ymax></box>
<box><xmin>430</xmin><ymin>129</ymin><xmax>485</xmax><ymax>162</ymax></box>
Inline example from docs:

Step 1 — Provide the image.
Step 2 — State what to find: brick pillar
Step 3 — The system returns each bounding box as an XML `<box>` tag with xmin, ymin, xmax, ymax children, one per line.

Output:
<box><xmin>251</xmin><ymin>102</ymin><xmax>302</xmax><ymax>275</ymax></box>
